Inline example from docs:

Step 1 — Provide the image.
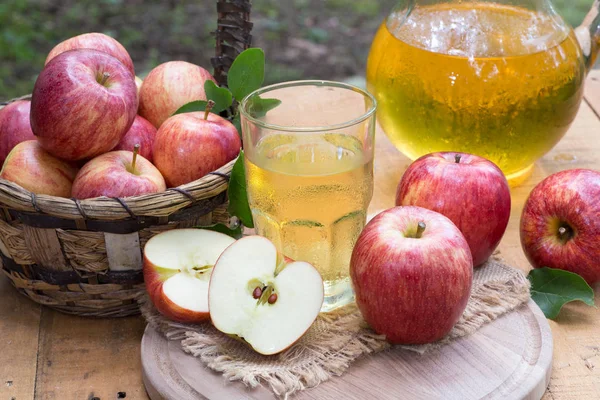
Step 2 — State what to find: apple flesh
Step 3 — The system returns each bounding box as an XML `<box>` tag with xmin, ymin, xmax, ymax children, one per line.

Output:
<box><xmin>350</xmin><ymin>206</ymin><xmax>473</xmax><ymax>344</ymax></box>
<box><xmin>31</xmin><ymin>49</ymin><xmax>138</xmax><ymax>161</ymax></box>
<box><xmin>520</xmin><ymin>169</ymin><xmax>600</xmax><ymax>284</ymax></box>
<box><xmin>0</xmin><ymin>100</ymin><xmax>35</xmax><ymax>166</ymax></box>
<box><xmin>209</xmin><ymin>236</ymin><xmax>324</xmax><ymax>355</ymax></box>
<box><xmin>0</xmin><ymin>140</ymin><xmax>78</xmax><ymax>197</ymax></box>
<box><xmin>396</xmin><ymin>152</ymin><xmax>511</xmax><ymax>267</ymax></box>
<box><xmin>143</xmin><ymin>229</ymin><xmax>235</xmax><ymax>323</ymax></box>
<box><xmin>112</xmin><ymin>115</ymin><xmax>157</xmax><ymax>162</ymax></box>
<box><xmin>138</xmin><ymin>61</ymin><xmax>217</xmax><ymax>128</ymax></box>
<box><xmin>45</xmin><ymin>32</ymin><xmax>135</xmax><ymax>76</ymax></box>
<box><xmin>71</xmin><ymin>149</ymin><xmax>166</xmax><ymax>199</ymax></box>
<box><xmin>153</xmin><ymin>111</ymin><xmax>240</xmax><ymax>187</ymax></box>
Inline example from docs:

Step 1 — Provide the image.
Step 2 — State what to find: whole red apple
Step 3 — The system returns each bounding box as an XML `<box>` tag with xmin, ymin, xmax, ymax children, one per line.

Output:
<box><xmin>350</xmin><ymin>206</ymin><xmax>473</xmax><ymax>344</ymax></box>
<box><xmin>520</xmin><ymin>169</ymin><xmax>600</xmax><ymax>284</ymax></box>
<box><xmin>0</xmin><ymin>100</ymin><xmax>35</xmax><ymax>166</ymax></box>
<box><xmin>71</xmin><ymin>148</ymin><xmax>166</xmax><ymax>199</ymax></box>
<box><xmin>138</xmin><ymin>61</ymin><xmax>217</xmax><ymax>128</ymax></box>
<box><xmin>112</xmin><ymin>115</ymin><xmax>157</xmax><ymax>162</ymax></box>
<box><xmin>0</xmin><ymin>140</ymin><xmax>78</xmax><ymax>197</ymax></box>
<box><xmin>45</xmin><ymin>32</ymin><xmax>135</xmax><ymax>76</ymax></box>
<box><xmin>396</xmin><ymin>152</ymin><xmax>511</xmax><ymax>267</ymax></box>
<box><xmin>31</xmin><ymin>49</ymin><xmax>138</xmax><ymax>161</ymax></box>
<box><xmin>153</xmin><ymin>109</ymin><xmax>240</xmax><ymax>187</ymax></box>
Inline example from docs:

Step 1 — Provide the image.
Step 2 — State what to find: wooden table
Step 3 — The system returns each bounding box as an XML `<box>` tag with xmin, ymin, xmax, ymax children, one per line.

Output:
<box><xmin>2</xmin><ymin>73</ymin><xmax>600</xmax><ymax>400</ymax></box>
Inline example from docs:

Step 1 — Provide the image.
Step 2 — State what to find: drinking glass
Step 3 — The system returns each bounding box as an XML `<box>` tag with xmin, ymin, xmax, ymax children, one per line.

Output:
<box><xmin>240</xmin><ymin>80</ymin><xmax>377</xmax><ymax>312</ymax></box>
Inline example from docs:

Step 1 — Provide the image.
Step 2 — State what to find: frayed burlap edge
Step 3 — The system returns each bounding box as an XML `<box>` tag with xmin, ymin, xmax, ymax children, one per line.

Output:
<box><xmin>140</xmin><ymin>256</ymin><xmax>530</xmax><ymax>398</ymax></box>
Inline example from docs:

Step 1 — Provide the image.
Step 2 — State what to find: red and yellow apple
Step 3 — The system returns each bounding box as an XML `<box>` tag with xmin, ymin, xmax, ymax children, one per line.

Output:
<box><xmin>45</xmin><ymin>32</ymin><xmax>135</xmax><ymax>76</ymax></box>
<box><xmin>0</xmin><ymin>140</ymin><xmax>78</xmax><ymax>197</ymax></box>
<box><xmin>31</xmin><ymin>49</ymin><xmax>138</xmax><ymax>161</ymax></box>
<box><xmin>396</xmin><ymin>152</ymin><xmax>511</xmax><ymax>267</ymax></box>
<box><xmin>153</xmin><ymin>110</ymin><xmax>240</xmax><ymax>187</ymax></box>
<box><xmin>112</xmin><ymin>115</ymin><xmax>157</xmax><ymax>162</ymax></box>
<box><xmin>138</xmin><ymin>61</ymin><xmax>217</xmax><ymax>128</ymax></box>
<box><xmin>71</xmin><ymin>148</ymin><xmax>165</xmax><ymax>199</ymax></box>
<box><xmin>520</xmin><ymin>169</ymin><xmax>600</xmax><ymax>284</ymax></box>
<box><xmin>0</xmin><ymin>100</ymin><xmax>35</xmax><ymax>166</ymax></box>
<box><xmin>350</xmin><ymin>206</ymin><xmax>473</xmax><ymax>344</ymax></box>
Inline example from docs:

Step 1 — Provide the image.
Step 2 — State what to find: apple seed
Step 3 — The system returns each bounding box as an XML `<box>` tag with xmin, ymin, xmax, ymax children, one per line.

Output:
<box><xmin>267</xmin><ymin>293</ymin><xmax>278</xmax><ymax>304</ymax></box>
<box><xmin>252</xmin><ymin>286</ymin><xmax>263</xmax><ymax>299</ymax></box>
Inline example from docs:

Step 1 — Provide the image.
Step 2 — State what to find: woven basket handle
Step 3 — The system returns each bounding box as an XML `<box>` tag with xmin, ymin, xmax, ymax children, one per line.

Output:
<box><xmin>212</xmin><ymin>0</ymin><xmax>253</xmax><ymax>87</ymax></box>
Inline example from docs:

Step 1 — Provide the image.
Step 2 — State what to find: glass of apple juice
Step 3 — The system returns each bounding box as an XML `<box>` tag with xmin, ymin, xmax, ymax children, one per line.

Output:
<box><xmin>239</xmin><ymin>80</ymin><xmax>377</xmax><ymax>312</ymax></box>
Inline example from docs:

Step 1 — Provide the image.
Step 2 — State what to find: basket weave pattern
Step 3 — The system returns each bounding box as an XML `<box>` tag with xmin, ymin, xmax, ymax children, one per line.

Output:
<box><xmin>0</xmin><ymin>0</ymin><xmax>251</xmax><ymax>317</ymax></box>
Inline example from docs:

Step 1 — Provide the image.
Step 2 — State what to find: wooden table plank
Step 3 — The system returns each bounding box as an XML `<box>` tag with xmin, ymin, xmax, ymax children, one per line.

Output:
<box><xmin>0</xmin><ymin>276</ymin><xmax>41</xmax><ymax>400</ymax></box>
<box><xmin>34</xmin><ymin>309</ymin><xmax>147</xmax><ymax>400</ymax></box>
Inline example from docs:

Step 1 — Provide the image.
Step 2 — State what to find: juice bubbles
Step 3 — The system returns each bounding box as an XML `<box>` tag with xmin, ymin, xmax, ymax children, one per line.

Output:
<box><xmin>367</xmin><ymin>3</ymin><xmax>585</xmax><ymax>182</ymax></box>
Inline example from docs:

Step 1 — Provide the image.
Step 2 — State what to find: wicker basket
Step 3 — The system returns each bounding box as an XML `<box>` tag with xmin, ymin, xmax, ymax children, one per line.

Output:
<box><xmin>0</xmin><ymin>0</ymin><xmax>253</xmax><ymax>317</ymax></box>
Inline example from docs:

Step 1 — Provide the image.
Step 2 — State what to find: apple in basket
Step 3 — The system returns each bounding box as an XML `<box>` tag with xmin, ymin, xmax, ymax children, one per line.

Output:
<box><xmin>45</xmin><ymin>32</ymin><xmax>135</xmax><ymax>76</ymax></box>
<box><xmin>30</xmin><ymin>49</ymin><xmax>138</xmax><ymax>161</ymax></box>
<box><xmin>396</xmin><ymin>152</ymin><xmax>511</xmax><ymax>267</ymax></box>
<box><xmin>0</xmin><ymin>100</ymin><xmax>35</xmax><ymax>166</ymax></box>
<box><xmin>0</xmin><ymin>140</ymin><xmax>78</xmax><ymax>197</ymax></box>
<box><xmin>209</xmin><ymin>236</ymin><xmax>324</xmax><ymax>355</ymax></box>
<box><xmin>520</xmin><ymin>169</ymin><xmax>600</xmax><ymax>284</ymax></box>
<box><xmin>138</xmin><ymin>61</ymin><xmax>217</xmax><ymax>128</ymax></box>
<box><xmin>112</xmin><ymin>115</ymin><xmax>157</xmax><ymax>162</ymax></box>
<box><xmin>350</xmin><ymin>206</ymin><xmax>473</xmax><ymax>344</ymax></box>
<box><xmin>71</xmin><ymin>146</ymin><xmax>166</xmax><ymax>199</ymax></box>
<box><xmin>143</xmin><ymin>229</ymin><xmax>236</xmax><ymax>323</ymax></box>
<box><xmin>153</xmin><ymin>104</ymin><xmax>241</xmax><ymax>187</ymax></box>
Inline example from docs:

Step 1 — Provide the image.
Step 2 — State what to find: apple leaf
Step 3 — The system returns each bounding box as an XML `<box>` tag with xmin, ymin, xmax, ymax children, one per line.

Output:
<box><xmin>172</xmin><ymin>100</ymin><xmax>208</xmax><ymax>116</ymax></box>
<box><xmin>231</xmin><ymin>113</ymin><xmax>242</xmax><ymax>139</ymax></box>
<box><xmin>204</xmin><ymin>80</ymin><xmax>233</xmax><ymax>113</ymax></box>
<box><xmin>244</xmin><ymin>95</ymin><xmax>282</xmax><ymax>118</ymax></box>
<box><xmin>197</xmin><ymin>223</ymin><xmax>243</xmax><ymax>239</ymax></box>
<box><xmin>227</xmin><ymin>150</ymin><xmax>254</xmax><ymax>228</ymax></box>
<box><xmin>227</xmin><ymin>48</ymin><xmax>265</xmax><ymax>101</ymax></box>
<box><xmin>528</xmin><ymin>267</ymin><xmax>595</xmax><ymax>319</ymax></box>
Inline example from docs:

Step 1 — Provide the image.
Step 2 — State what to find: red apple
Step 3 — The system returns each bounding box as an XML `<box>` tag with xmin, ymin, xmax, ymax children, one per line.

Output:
<box><xmin>520</xmin><ymin>169</ymin><xmax>600</xmax><ymax>284</ymax></box>
<box><xmin>138</xmin><ymin>61</ymin><xmax>217</xmax><ymax>128</ymax></box>
<box><xmin>0</xmin><ymin>140</ymin><xmax>78</xmax><ymax>197</ymax></box>
<box><xmin>396</xmin><ymin>152</ymin><xmax>511</xmax><ymax>267</ymax></box>
<box><xmin>45</xmin><ymin>32</ymin><xmax>135</xmax><ymax>76</ymax></box>
<box><xmin>112</xmin><ymin>115</ymin><xmax>157</xmax><ymax>162</ymax></box>
<box><xmin>71</xmin><ymin>147</ymin><xmax>166</xmax><ymax>199</ymax></box>
<box><xmin>135</xmin><ymin>76</ymin><xmax>143</xmax><ymax>96</ymax></box>
<box><xmin>153</xmin><ymin>108</ymin><xmax>240</xmax><ymax>187</ymax></box>
<box><xmin>350</xmin><ymin>206</ymin><xmax>473</xmax><ymax>344</ymax></box>
<box><xmin>0</xmin><ymin>100</ymin><xmax>35</xmax><ymax>166</ymax></box>
<box><xmin>31</xmin><ymin>49</ymin><xmax>138</xmax><ymax>161</ymax></box>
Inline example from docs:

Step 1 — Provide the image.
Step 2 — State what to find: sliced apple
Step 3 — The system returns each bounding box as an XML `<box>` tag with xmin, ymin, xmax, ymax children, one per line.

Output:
<box><xmin>143</xmin><ymin>229</ymin><xmax>235</xmax><ymax>323</ymax></box>
<box><xmin>208</xmin><ymin>236</ymin><xmax>324</xmax><ymax>355</ymax></box>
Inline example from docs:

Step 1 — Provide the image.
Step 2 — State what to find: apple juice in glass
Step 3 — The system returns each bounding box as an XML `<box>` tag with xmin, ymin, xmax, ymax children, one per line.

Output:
<box><xmin>240</xmin><ymin>81</ymin><xmax>377</xmax><ymax>312</ymax></box>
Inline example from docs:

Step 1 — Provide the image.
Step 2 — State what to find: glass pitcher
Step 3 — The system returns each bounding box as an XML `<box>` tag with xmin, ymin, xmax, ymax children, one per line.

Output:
<box><xmin>366</xmin><ymin>0</ymin><xmax>600</xmax><ymax>184</ymax></box>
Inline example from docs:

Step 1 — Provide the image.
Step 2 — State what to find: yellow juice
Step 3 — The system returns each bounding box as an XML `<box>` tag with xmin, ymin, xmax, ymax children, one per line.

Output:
<box><xmin>245</xmin><ymin>133</ymin><xmax>373</xmax><ymax>310</ymax></box>
<box><xmin>366</xmin><ymin>3</ymin><xmax>585</xmax><ymax>181</ymax></box>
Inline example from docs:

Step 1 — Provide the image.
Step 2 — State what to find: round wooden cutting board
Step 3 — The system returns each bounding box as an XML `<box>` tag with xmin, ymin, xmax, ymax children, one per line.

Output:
<box><xmin>141</xmin><ymin>299</ymin><xmax>552</xmax><ymax>400</ymax></box>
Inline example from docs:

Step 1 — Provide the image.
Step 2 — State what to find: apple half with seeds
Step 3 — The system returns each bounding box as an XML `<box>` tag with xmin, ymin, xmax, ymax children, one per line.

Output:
<box><xmin>143</xmin><ymin>229</ymin><xmax>235</xmax><ymax>323</ymax></box>
<box><xmin>208</xmin><ymin>236</ymin><xmax>324</xmax><ymax>355</ymax></box>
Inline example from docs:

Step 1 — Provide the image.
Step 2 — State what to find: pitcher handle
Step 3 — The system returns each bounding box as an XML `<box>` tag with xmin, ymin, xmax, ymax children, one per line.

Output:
<box><xmin>575</xmin><ymin>0</ymin><xmax>600</xmax><ymax>71</ymax></box>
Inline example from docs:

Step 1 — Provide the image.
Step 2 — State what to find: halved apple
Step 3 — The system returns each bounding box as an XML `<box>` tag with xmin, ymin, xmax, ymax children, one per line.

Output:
<box><xmin>143</xmin><ymin>229</ymin><xmax>235</xmax><ymax>323</ymax></box>
<box><xmin>208</xmin><ymin>236</ymin><xmax>324</xmax><ymax>355</ymax></box>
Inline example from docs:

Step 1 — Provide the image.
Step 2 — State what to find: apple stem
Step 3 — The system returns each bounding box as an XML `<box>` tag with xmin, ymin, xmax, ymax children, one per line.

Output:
<box><xmin>557</xmin><ymin>224</ymin><xmax>574</xmax><ymax>243</ymax></box>
<box><xmin>455</xmin><ymin>154</ymin><xmax>461</xmax><ymax>163</ymax></box>
<box><xmin>131</xmin><ymin>144</ymin><xmax>140</xmax><ymax>174</ymax></box>
<box><xmin>415</xmin><ymin>221</ymin><xmax>426</xmax><ymax>239</ymax></box>
<box><xmin>99</xmin><ymin>72</ymin><xmax>111</xmax><ymax>86</ymax></box>
<box><xmin>204</xmin><ymin>100</ymin><xmax>215</xmax><ymax>120</ymax></box>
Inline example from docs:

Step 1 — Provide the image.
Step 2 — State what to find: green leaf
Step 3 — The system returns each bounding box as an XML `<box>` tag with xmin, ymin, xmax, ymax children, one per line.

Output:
<box><xmin>173</xmin><ymin>100</ymin><xmax>208</xmax><ymax>116</ymax></box>
<box><xmin>204</xmin><ymin>80</ymin><xmax>233</xmax><ymax>113</ymax></box>
<box><xmin>227</xmin><ymin>150</ymin><xmax>254</xmax><ymax>228</ymax></box>
<box><xmin>245</xmin><ymin>95</ymin><xmax>282</xmax><ymax>118</ymax></box>
<box><xmin>528</xmin><ymin>267</ymin><xmax>595</xmax><ymax>319</ymax></box>
<box><xmin>231</xmin><ymin>113</ymin><xmax>242</xmax><ymax>140</ymax></box>
<box><xmin>227</xmin><ymin>48</ymin><xmax>265</xmax><ymax>101</ymax></box>
<box><xmin>197</xmin><ymin>223</ymin><xmax>243</xmax><ymax>239</ymax></box>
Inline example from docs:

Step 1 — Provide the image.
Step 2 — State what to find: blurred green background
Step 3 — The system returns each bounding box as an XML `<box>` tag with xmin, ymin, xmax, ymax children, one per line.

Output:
<box><xmin>0</xmin><ymin>0</ymin><xmax>592</xmax><ymax>101</ymax></box>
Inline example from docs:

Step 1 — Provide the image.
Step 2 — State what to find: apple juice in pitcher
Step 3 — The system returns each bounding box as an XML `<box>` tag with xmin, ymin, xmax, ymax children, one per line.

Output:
<box><xmin>366</xmin><ymin>2</ymin><xmax>586</xmax><ymax>182</ymax></box>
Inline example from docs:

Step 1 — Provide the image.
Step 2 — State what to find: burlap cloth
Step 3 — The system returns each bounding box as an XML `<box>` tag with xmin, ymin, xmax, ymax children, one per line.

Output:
<box><xmin>141</xmin><ymin>255</ymin><xmax>530</xmax><ymax>398</ymax></box>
